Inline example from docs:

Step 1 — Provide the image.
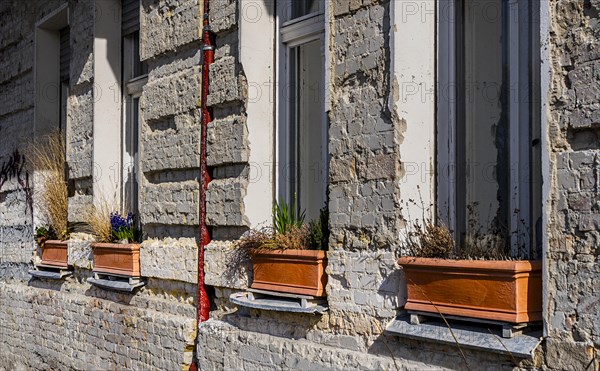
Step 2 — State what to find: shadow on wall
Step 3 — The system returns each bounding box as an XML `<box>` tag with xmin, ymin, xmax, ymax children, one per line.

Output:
<box><xmin>367</xmin><ymin>331</ymin><xmax>518</xmax><ymax>371</ymax></box>
<box><xmin>223</xmin><ymin>308</ymin><xmax>325</xmax><ymax>340</ymax></box>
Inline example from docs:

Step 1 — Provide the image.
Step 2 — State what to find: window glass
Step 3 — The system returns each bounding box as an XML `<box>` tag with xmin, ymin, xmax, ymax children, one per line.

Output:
<box><xmin>458</xmin><ymin>0</ymin><xmax>508</xmax><ymax>245</ymax></box>
<box><xmin>439</xmin><ymin>0</ymin><xmax>541</xmax><ymax>254</ymax></box>
<box><xmin>290</xmin><ymin>39</ymin><xmax>326</xmax><ymax>221</ymax></box>
<box><xmin>292</xmin><ymin>0</ymin><xmax>322</xmax><ymax>19</ymax></box>
<box><xmin>132</xmin><ymin>32</ymin><xmax>148</xmax><ymax>78</ymax></box>
<box><xmin>123</xmin><ymin>97</ymin><xmax>140</xmax><ymax>215</ymax></box>
<box><xmin>59</xmin><ymin>26</ymin><xmax>70</xmax><ymax>133</ymax></box>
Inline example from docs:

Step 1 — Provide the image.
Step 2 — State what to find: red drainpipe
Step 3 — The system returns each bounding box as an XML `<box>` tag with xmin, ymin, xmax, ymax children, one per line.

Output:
<box><xmin>192</xmin><ymin>0</ymin><xmax>214</xmax><ymax>369</ymax></box>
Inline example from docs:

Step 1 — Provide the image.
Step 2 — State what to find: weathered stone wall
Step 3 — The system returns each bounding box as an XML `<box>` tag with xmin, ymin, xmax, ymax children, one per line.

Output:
<box><xmin>197</xmin><ymin>1</ymin><xmax>527</xmax><ymax>370</ymax></box>
<box><xmin>66</xmin><ymin>0</ymin><xmax>94</xmax><ymax>223</ymax></box>
<box><xmin>0</xmin><ymin>1</ymin><xmax>200</xmax><ymax>369</ymax></box>
<box><xmin>0</xmin><ymin>0</ymin><xmax>64</xmax><ymax>277</ymax></box>
<box><xmin>0</xmin><ymin>275</ymin><xmax>196</xmax><ymax>370</ymax></box>
<box><xmin>2</xmin><ymin>0</ymin><xmax>600</xmax><ymax>369</ymax></box>
<box><xmin>140</xmin><ymin>0</ymin><xmax>202</xmax><ymax>240</ymax></box>
<box><xmin>205</xmin><ymin>0</ymin><xmax>250</xmax><ymax>238</ymax></box>
<box><xmin>545</xmin><ymin>0</ymin><xmax>600</xmax><ymax>369</ymax></box>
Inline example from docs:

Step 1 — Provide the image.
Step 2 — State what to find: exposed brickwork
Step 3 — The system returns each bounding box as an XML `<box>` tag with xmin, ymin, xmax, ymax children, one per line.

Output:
<box><xmin>204</xmin><ymin>0</ymin><xmax>250</xmax><ymax>236</ymax></box>
<box><xmin>0</xmin><ymin>280</ymin><xmax>196</xmax><ymax>370</ymax></box>
<box><xmin>1</xmin><ymin>0</ymin><xmax>599</xmax><ymax>369</ymax></box>
<box><xmin>0</xmin><ymin>1</ymin><xmax>200</xmax><ymax>369</ymax></box>
<box><xmin>546</xmin><ymin>1</ymin><xmax>600</xmax><ymax>368</ymax></box>
<box><xmin>141</xmin><ymin>0</ymin><xmax>201</xmax><ymax>60</ymax></box>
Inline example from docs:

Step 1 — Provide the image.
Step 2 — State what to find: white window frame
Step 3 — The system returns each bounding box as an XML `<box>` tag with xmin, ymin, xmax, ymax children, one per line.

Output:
<box><xmin>276</xmin><ymin>0</ymin><xmax>327</xmax><ymax>217</ymax></box>
<box><xmin>34</xmin><ymin>3</ymin><xmax>69</xmax><ymax>138</ymax></box>
<box><xmin>33</xmin><ymin>3</ymin><xmax>69</xmax><ymax>228</ymax></box>
<box><xmin>121</xmin><ymin>32</ymin><xmax>146</xmax><ymax>217</ymax></box>
<box><xmin>437</xmin><ymin>0</ymin><xmax>540</xmax><ymax>256</ymax></box>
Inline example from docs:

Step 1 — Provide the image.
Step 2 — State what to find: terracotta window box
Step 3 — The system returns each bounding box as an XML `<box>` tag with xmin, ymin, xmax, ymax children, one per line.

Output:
<box><xmin>251</xmin><ymin>249</ymin><xmax>328</xmax><ymax>297</ymax></box>
<box><xmin>40</xmin><ymin>240</ymin><xmax>69</xmax><ymax>269</ymax></box>
<box><xmin>92</xmin><ymin>242</ymin><xmax>141</xmax><ymax>277</ymax></box>
<box><xmin>398</xmin><ymin>257</ymin><xmax>542</xmax><ymax>324</ymax></box>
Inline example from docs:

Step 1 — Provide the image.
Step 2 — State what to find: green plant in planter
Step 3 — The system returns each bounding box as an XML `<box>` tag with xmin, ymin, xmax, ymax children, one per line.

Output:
<box><xmin>272</xmin><ymin>194</ymin><xmax>305</xmax><ymax>235</ymax></box>
<box><xmin>308</xmin><ymin>207</ymin><xmax>329</xmax><ymax>251</ymax></box>
<box><xmin>35</xmin><ymin>226</ymin><xmax>57</xmax><ymax>246</ymax></box>
<box><xmin>237</xmin><ymin>197</ymin><xmax>329</xmax><ymax>252</ymax></box>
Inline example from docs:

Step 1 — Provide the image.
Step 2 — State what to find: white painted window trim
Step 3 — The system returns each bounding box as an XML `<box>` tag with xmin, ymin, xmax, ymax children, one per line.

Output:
<box><xmin>34</xmin><ymin>3</ymin><xmax>69</xmax><ymax>137</ymax></box>
<box><xmin>92</xmin><ymin>0</ymin><xmax>122</xmax><ymax>206</ymax></box>
<box><xmin>240</xmin><ymin>0</ymin><xmax>276</xmax><ymax>228</ymax></box>
<box><xmin>280</xmin><ymin>14</ymin><xmax>325</xmax><ymax>45</ymax></box>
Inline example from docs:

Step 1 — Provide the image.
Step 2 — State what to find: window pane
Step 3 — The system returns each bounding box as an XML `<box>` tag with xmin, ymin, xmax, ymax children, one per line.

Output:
<box><xmin>289</xmin><ymin>39</ymin><xmax>326</xmax><ymax>221</ymax></box>
<box><xmin>59</xmin><ymin>26</ymin><xmax>70</xmax><ymax>83</ymax></box>
<box><xmin>124</xmin><ymin>97</ymin><xmax>140</xmax><ymax>219</ymax></box>
<box><xmin>292</xmin><ymin>0</ymin><xmax>322</xmax><ymax>19</ymax></box>
<box><xmin>459</xmin><ymin>0</ymin><xmax>509</xmax><ymax>244</ymax></box>
<box><xmin>133</xmin><ymin>32</ymin><xmax>148</xmax><ymax>78</ymax></box>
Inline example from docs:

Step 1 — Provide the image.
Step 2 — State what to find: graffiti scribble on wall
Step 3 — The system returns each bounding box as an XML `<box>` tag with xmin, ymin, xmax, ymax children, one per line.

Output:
<box><xmin>0</xmin><ymin>149</ymin><xmax>33</xmax><ymax>214</ymax></box>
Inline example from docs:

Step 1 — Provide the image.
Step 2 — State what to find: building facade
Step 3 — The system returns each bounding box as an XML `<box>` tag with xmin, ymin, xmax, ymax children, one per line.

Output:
<box><xmin>0</xmin><ymin>0</ymin><xmax>598</xmax><ymax>370</ymax></box>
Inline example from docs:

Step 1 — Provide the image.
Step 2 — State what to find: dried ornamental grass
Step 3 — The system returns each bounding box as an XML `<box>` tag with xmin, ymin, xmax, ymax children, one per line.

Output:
<box><xmin>27</xmin><ymin>131</ymin><xmax>68</xmax><ymax>239</ymax></box>
<box><xmin>82</xmin><ymin>196</ymin><xmax>115</xmax><ymax>243</ymax></box>
<box><xmin>236</xmin><ymin>225</ymin><xmax>311</xmax><ymax>252</ymax></box>
<box><xmin>261</xmin><ymin>225</ymin><xmax>310</xmax><ymax>251</ymax></box>
<box><xmin>402</xmin><ymin>195</ymin><xmax>524</xmax><ymax>260</ymax></box>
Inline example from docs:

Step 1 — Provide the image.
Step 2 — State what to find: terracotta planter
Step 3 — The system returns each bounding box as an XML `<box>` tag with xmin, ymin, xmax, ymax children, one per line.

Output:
<box><xmin>40</xmin><ymin>240</ymin><xmax>69</xmax><ymax>268</ymax></box>
<box><xmin>251</xmin><ymin>249</ymin><xmax>328</xmax><ymax>297</ymax></box>
<box><xmin>398</xmin><ymin>257</ymin><xmax>542</xmax><ymax>323</ymax></box>
<box><xmin>92</xmin><ymin>242</ymin><xmax>141</xmax><ymax>277</ymax></box>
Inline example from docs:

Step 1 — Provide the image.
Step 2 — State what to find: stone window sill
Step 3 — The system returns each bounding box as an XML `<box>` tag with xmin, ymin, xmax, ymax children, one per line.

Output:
<box><xmin>28</xmin><ymin>264</ymin><xmax>73</xmax><ymax>280</ymax></box>
<box><xmin>385</xmin><ymin>315</ymin><xmax>542</xmax><ymax>359</ymax></box>
<box><xmin>88</xmin><ymin>273</ymin><xmax>146</xmax><ymax>293</ymax></box>
<box><xmin>229</xmin><ymin>289</ymin><xmax>328</xmax><ymax>314</ymax></box>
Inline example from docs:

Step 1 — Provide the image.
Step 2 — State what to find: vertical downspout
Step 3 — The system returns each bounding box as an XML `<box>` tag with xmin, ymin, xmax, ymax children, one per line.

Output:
<box><xmin>199</xmin><ymin>0</ymin><xmax>214</xmax><ymax>325</ymax></box>
<box><xmin>192</xmin><ymin>1</ymin><xmax>214</xmax><ymax>369</ymax></box>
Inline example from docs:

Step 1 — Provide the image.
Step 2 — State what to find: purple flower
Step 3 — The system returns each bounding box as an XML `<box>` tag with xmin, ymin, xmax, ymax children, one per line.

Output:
<box><xmin>110</xmin><ymin>211</ymin><xmax>134</xmax><ymax>232</ymax></box>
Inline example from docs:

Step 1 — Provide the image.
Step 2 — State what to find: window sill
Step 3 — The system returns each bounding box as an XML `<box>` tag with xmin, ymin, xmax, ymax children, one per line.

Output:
<box><xmin>385</xmin><ymin>315</ymin><xmax>542</xmax><ymax>359</ymax></box>
<box><xmin>229</xmin><ymin>289</ymin><xmax>328</xmax><ymax>314</ymax></box>
<box><xmin>126</xmin><ymin>74</ymin><xmax>148</xmax><ymax>96</ymax></box>
<box><xmin>28</xmin><ymin>264</ymin><xmax>73</xmax><ymax>280</ymax></box>
<box><xmin>88</xmin><ymin>273</ymin><xmax>145</xmax><ymax>293</ymax></box>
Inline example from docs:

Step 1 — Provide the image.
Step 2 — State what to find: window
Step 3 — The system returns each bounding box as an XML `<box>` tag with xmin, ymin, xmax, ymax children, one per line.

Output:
<box><xmin>34</xmin><ymin>3</ymin><xmax>69</xmax><ymax>137</ymax></box>
<box><xmin>59</xmin><ymin>26</ymin><xmax>70</xmax><ymax>135</ymax></box>
<box><xmin>121</xmin><ymin>0</ymin><xmax>146</xmax><ymax>218</ymax></box>
<box><xmin>277</xmin><ymin>0</ymin><xmax>327</xmax><ymax>221</ymax></box>
<box><xmin>438</xmin><ymin>0</ymin><xmax>541</xmax><ymax>257</ymax></box>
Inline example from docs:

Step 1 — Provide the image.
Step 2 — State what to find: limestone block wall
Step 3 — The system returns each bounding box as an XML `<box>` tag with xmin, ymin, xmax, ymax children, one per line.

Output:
<box><xmin>140</xmin><ymin>0</ymin><xmax>202</xmax><ymax>240</ymax></box>
<box><xmin>0</xmin><ymin>1</ymin><xmax>200</xmax><ymax>369</ymax></box>
<box><xmin>67</xmin><ymin>0</ymin><xmax>95</xmax><ymax>223</ymax></box>
<box><xmin>0</xmin><ymin>276</ymin><xmax>196</xmax><ymax>370</ymax></box>
<box><xmin>0</xmin><ymin>0</ymin><xmax>64</xmax><ymax>276</ymax></box>
<box><xmin>326</xmin><ymin>0</ymin><xmax>403</xmax><ymax>336</ymax></box>
<box><xmin>204</xmin><ymin>0</ymin><xmax>250</xmax><ymax>239</ymax></box>
<box><xmin>545</xmin><ymin>0</ymin><xmax>600</xmax><ymax>368</ymax></box>
<box><xmin>197</xmin><ymin>1</ymin><xmax>531</xmax><ymax>370</ymax></box>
